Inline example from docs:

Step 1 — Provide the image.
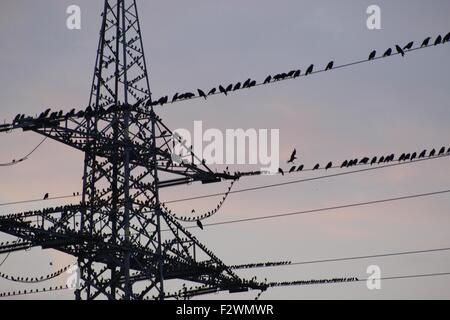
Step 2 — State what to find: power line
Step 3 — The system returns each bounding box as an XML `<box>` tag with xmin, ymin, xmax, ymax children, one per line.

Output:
<box><xmin>231</xmin><ymin>247</ymin><xmax>450</xmax><ymax>270</ymax></box>
<box><xmin>2</xmin><ymin>271</ymin><xmax>449</xmax><ymax>299</ymax></box>
<box><xmin>170</xmin><ymin>188</ymin><xmax>450</xmax><ymax>230</ymax></box>
<box><xmin>0</xmin><ymin>137</ymin><xmax>47</xmax><ymax>167</ymax></box>
<box><xmin>164</xmin><ymin>270</ymin><xmax>450</xmax><ymax>298</ymax></box>
<box><xmin>154</xmin><ymin>36</ymin><xmax>450</xmax><ymax>107</ymax></box>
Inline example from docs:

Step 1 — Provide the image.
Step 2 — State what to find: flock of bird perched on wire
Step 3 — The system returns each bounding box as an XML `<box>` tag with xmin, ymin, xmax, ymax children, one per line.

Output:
<box><xmin>278</xmin><ymin>146</ymin><xmax>450</xmax><ymax>175</ymax></box>
<box><xmin>145</xmin><ymin>31</ymin><xmax>450</xmax><ymax>107</ymax></box>
<box><xmin>5</xmin><ymin>31</ymin><xmax>449</xmax><ymax>127</ymax></box>
<box><xmin>159</xmin><ymin>145</ymin><xmax>450</xmax><ymax>229</ymax></box>
<box><xmin>0</xmin><ymin>264</ymin><xmax>70</xmax><ymax>284</ymax></box>
<box><xmin>1</xmin><ymin>32</ymin><xmax>449</xmax><ymax>243</ymax></box>
<box><xmin>161</xmin><ymin>180</ymin><xmax>236</xmax><ymax>228</ymax></box>
<box><xmin>0</xmin><ymin>285</ymin><xmax>69</xmax><ymax>298</ymax></box>
<box><xmin>1</xmin><ymin>9</ymin><xmax>450</xmax><ymax>301</ymax></box>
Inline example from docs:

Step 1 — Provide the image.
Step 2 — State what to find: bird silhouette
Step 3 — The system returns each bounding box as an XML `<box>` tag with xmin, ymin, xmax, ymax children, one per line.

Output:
<box><xmin>368</xmin><ymin>50</ymin><xmax>376</xmax><ymax>61</ymax></box>
<box><xmin>226</xmin><ymin>84</ymin><xmax>233</xmax><ymax>92</ymax></box>
<box><xmin>421</xmin><ymin>37</ymin><xmax>431</xmax><ymax>47</ymax></box>
<box><xmin>43</xmin><ymin>193</ymin><xmax>49</xmax><ymax>200</ymax></box>
<box><xmin>219</xmin><ymin>85</ymin><xmax>227</xmax><ymax>95</ymax></box>
<box><xmin>313</xmin><ymin>164</ymin><xmax>320</xmax><ymax>170</ymax></box>
<box><xmin>196</xmin><ymin>219</ymin><xmax>203</xmax><ymax>230</ymax></box>
<box><xmin>305</xmin><ymin>64</ymin><xmax>314</xmax><ymax>75</ymax></box>
<box><xmin>287</xmin><ymin>149</ymin><xmax>297</xmax><ymax>163</ymax></box>
<box><xmin>419</xmin><ymin>150</ymin><xmax>427</xmax><ymax>158</ymax></box>
<box><xmin>395</xmin><ymin>45</ymin><xmax>405</xmax><ymax>57</ymax></box>
<box><xmin>410</xmin><ymin>152</ymin><xmax>417</xmax><ymax>161</ymax></box>
<box><xmin>296</xmin><ymin>165</ymin><xmax>304</xmax><ymax>172</ymax></box>
<box><xmin>439</xmin><ymin>147</ymin><xmax>446</xmax><ymax>156</ymax></box>
<box><xmin>325</xmin><ymin>61</ymin><xmax>334</xmax><ymax>71</ymax></box>
<box><xmin>403</xmin><ymin>41</ymin><xmax>414</xmax><ymax>50</ymax></box>
<box><xmin>434</xmin><ymin>35</ymin><xmax>442</xmax><ymax>45</ymax></box>
<box><xmin>264</xmin><ymin>76</ymin><xmax>272</xmax><ymax>84</ymax></box>
<box><xmin>278</xmin><ymin>168</ymin><xmax>284</xmax><ymax>176</ymax></box>
<box><xmin>197</xmin><ymin>89</ymin><xmax>207</xmax><ymax>100</ymax></box>
<box><xmin>325</xmin><ymin>162</ymin><xmax>332</xmax><ymax>170</ymax></box>
<box><xmin>289</xmin><ymin>166</ymin><xmax>296</xmax><ymax>173</ymax></box>
<box><xmin>293</xmin><ymin>70</ymin><xmax>301</xmax><ymax>78</ymax></box>
<box><xmin>383</xmin><ymin>48</ymin><xmax>392</xmax><ymax>57</ymax></box>
<box><xmin>208</xmin><ymin>88</ymin><xmax>216</xmax><ymax>95</ymax></box>
<box><xmin>370</xmin><ymin>156</ymin><xmax>377</xmax><ymax>165</ymax></box>
<box><xmin>340</xmin><ymin>160</ymin><xmax>348</xmax><ymax>168</ymax></box>
<box><xmin>233</xmin><ymin>82</ymin><xmax>241</xmax><ymax>91</ymax></box>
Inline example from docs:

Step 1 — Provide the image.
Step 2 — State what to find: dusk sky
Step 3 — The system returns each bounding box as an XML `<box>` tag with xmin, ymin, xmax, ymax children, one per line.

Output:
<box><xmin>1</xmin><ymin>0</ymin><xmax>450</xmax><ymax>299</ymax></box>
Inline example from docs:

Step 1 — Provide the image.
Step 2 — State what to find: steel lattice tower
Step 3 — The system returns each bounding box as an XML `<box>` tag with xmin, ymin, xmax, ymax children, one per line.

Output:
<box><xmin>0</xmin><ymin>0</ymin><xmax>266</xmax><ymax>300</ymax></box>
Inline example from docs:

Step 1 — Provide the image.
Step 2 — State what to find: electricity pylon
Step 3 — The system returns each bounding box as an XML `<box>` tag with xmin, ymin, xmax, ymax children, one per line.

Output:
<box><xmin>0</xmin><ymin>0</ymin><xmax>266</xmax><ymax>300</ymax></box>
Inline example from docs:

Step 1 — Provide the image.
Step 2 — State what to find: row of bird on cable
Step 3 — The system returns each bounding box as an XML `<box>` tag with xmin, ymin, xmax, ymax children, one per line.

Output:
<box><xmin>146</xmin><ymin>32</ymin><xmax>450</xmax><ymax>108</ymax></box>
<box><xmin>230</xmin><ymin>261</ymin><xmax>292</xmax><ymax>270</ymax></box>
<box><xmin>161</xmin><ymin>180</ymin><xmax>236</xmax><ymax>226</ymax></box>
<box><xmin>278</xmin><ymin>146</ymin><xmax>450</xmax><ymax>175</ymax></box>
<box><xmin>11</xmin><ymin>103</ymin><xmax>124</xmax><ymax>125</ymax></box>
<box><xmin>10</xmin><ymin>32</ymin><xmax>449</xmax><ymax>125</ymax></box>
<box><xmin>173</xmin><ymin>276</ymin><xmax>264</xmax><ymax>294</ymax></box>
<box><xmin>267</xmin><ymin>278</ymin><xmax>355</xmax><ymax>288</ymax></box>
<box><xmin>0</xmin><ymin>205</ymin><xmax>210</xmax><ymax>256</ymax></box>
<box><xmin>0</xmin><ymin>265</ymin><xmax>70</xmax><ymax>283</ymax></box>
